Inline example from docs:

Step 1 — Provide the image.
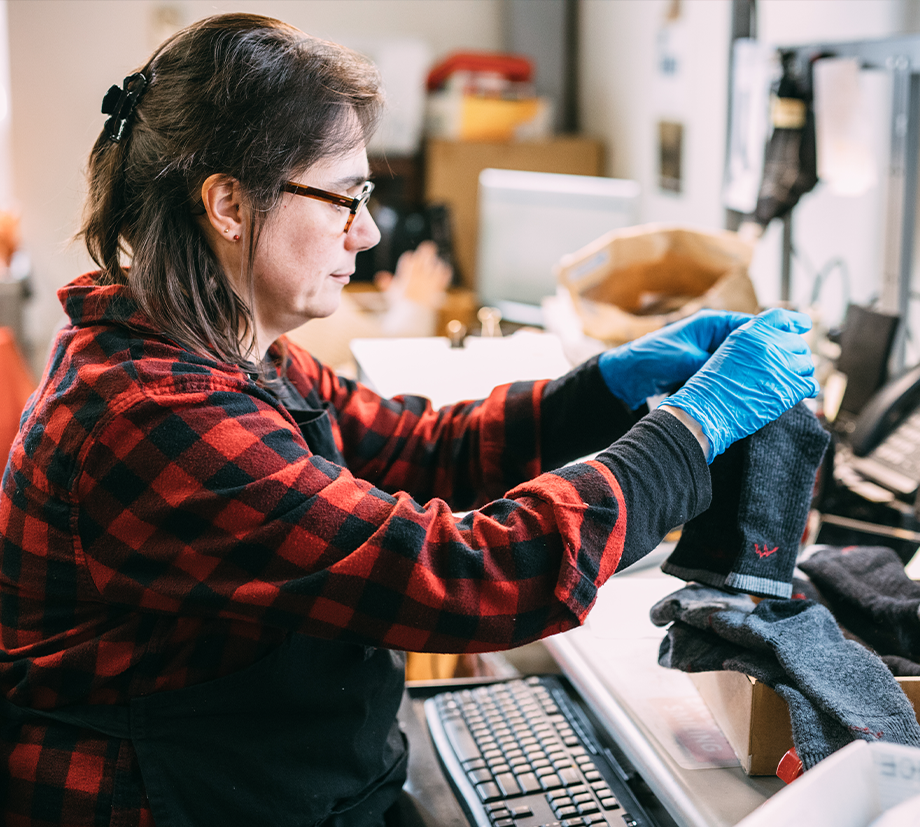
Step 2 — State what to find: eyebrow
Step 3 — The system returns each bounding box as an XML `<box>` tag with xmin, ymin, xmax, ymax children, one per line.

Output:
<box><xmin>328</xmin><ymin>173</ymin><xmax>370</xmax><ymax>191</ymax></box>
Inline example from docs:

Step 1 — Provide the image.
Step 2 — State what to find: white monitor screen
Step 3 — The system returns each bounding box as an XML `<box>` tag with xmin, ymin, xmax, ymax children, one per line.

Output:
<box><xmin>476</xmin><ymin>168</ymin><xmax>640</xmax><ymax>326</ymax></box>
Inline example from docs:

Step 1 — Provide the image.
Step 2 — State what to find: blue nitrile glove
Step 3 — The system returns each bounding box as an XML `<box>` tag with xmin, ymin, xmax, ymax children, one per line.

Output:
<box><xmin>662</xmin><ymin>307</ymin><xmax>820</xmax><ymax>461</ymax></box>
<box><xmin>598</xmin><ymin>310</ymin><xmax>754</xmax><ymax>410</ymax></box>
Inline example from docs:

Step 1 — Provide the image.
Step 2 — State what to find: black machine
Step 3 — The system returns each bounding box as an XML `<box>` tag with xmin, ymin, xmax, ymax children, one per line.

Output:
<box><xmin>845</xmin><ymin>362</ymin><xmax>920</xmax><ymax>499</ymax></box>
<box><xmin>424</xmin><ymin>675</ymin><xmax>666</xmax><ymax>827</ymax></box>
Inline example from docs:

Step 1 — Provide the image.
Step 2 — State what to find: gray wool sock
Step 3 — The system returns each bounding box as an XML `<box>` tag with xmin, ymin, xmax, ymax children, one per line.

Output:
<box><xmin>799</xmin><ymin>544</ymin><xmax>920</xmax><ymax>660</ymax></box>
<box><xmin>658</xmin><ymin>620</ymin><xmax>851</xmax><ymax>771</ymax></box>
<box><xmin>661</xmin><ymin>402</ymin><xmax>829</xmax><ymax>598</ymax></box>
<box><xmin>652</xmin><ymin>584</ymin><xmax>920</xmax><ymax>770</ymax></box>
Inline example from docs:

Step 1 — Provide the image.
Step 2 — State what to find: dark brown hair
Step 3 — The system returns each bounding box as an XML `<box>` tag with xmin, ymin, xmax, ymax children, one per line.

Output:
<box><xmin>79</xmin><ymin>13</ymin><xmax>383</xmax><ymax>371</ymax></box>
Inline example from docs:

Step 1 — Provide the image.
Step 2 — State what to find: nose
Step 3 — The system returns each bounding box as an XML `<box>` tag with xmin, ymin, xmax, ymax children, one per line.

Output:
<box><xmin>346</xmin><ymin>207</ymin><xmax>381</xmax><ymax>252</ymax></box>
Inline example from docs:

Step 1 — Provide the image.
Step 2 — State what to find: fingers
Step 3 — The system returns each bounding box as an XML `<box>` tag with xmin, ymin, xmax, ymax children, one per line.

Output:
<box><xmin>679</xmin><ymin>309</ymin><xmax>754</xmax><ymax>353</ymax></box>
<box><xmin>755</xmin><ymin>307</ymin><xmax>813</xmax><ymax>334</ymax></box>
<box><xmin>373</xmin><ymin>270</ymin><xmax>394</xmax><ymax>291</ymax></box>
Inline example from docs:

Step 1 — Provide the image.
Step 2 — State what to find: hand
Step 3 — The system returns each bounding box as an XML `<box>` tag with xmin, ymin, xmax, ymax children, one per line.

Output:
<box><xmin>374</xmin><ymin>240</ymin><xmax>451</xmax><ymax>310</ymax></box>
<box><xmin>663</xmin><ymin>308</ymin><xmax>820</xmax><ymax>460</ymax></box>
<box><xmin>598</xmin><ymin>310</ymin><xmax>753</xmax><ymax>409</ymax></box>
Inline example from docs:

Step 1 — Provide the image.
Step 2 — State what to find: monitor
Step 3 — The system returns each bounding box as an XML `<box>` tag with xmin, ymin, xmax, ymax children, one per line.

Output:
<box><xmin>475</xmin><ymin>168</ymin><xmax>640</xmax><ymax>326</ymax></box>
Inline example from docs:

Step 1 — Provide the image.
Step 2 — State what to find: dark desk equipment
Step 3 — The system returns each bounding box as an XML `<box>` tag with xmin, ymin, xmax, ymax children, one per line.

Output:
<box><xmin>423</xmin><ymin>675</ymin><xmax>662</xmax><ymax>827</ymax></box>
<box><xmin>834</xmin><ymin>304</ymin><xmax>900</xmax><ymax>422</ymax></box>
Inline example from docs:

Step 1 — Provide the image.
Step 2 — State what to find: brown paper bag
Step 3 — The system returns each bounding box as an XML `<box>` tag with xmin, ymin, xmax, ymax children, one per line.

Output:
<box><xmin>556</xmin><ymin>224</ymin><xmax>760</xmax><ymax>345</ymax></box>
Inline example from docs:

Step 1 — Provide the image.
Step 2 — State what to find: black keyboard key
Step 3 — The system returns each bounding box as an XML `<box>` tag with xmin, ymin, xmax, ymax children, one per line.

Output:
<box><xmin>495</xmin><ymin>772</ymin><xmax>522</xmax><ymax>797</ymax></box>
<box><xmin>556</xmin><ymin>806</ymin><xmax>579</xmax><ymax>819</ymax></box>
<box><xmin>486</xmin><ymin>802</ymin><xmax>510</xmax><ymax>816</ymax></box>
<box><xmin>541</xmin><ymin>773</ymin><xmax>563</xmax><ymax>790</ymax></box>
<box><xmin>559</xmin><ymin>767</ymin><xmax>582</xmax><ymax>786</ymax></box>
<box><xmin>443</xmin><ymin>718</ymin><xmax>481</xmax><ymax>763</ymax></box>
<box><xmin>476</xmin><ymin>781</ymin><xmax>502</xmax><ymax>802</ymax></box>
<box><xmin>516</xmin><ymin>771</ymin><xmax>541</xmax><ymax>793</ymax></box>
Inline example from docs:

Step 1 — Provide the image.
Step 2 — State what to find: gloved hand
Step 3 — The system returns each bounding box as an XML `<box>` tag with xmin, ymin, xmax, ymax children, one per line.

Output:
<box><xmin>663</xmin><ymin>307</ymin><xmax>820</xmax><ymax>461</ymax></box>
<box><xmin>598</xmin><ymin>310</ymin><xmax>753</xmax><ymax>410</ymax></box>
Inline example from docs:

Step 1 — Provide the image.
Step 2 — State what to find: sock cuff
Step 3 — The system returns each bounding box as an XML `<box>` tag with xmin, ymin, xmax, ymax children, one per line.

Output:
<box><xmin>725</xmin><ymin>571</ymin><xmax>794</xmax><ymax>599</ymax></box>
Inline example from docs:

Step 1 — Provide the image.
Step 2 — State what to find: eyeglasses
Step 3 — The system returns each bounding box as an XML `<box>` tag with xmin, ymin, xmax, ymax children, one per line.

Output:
<box><xmin>280</xmin><ymin>179</ymin><xmax>375</xmax><ymax>234</ymax></box>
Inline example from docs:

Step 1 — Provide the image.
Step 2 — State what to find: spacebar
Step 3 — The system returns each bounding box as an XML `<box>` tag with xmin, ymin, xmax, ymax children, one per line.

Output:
<box><xmin>441</xmin><ymin>716</ymin><xmax>481</xmax><ymax>763</ymax></box>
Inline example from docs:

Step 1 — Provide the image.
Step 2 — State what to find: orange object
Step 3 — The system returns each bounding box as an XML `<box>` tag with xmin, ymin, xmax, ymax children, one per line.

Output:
<box><xmin>776</xmin><ymin>748</ymin><xmax>804</xmax><ymax>783</ymax></box>
<box><xmin>0</xmin><ymin>327</ymin><xmax>36</xmax><ymax>465</ymax></box>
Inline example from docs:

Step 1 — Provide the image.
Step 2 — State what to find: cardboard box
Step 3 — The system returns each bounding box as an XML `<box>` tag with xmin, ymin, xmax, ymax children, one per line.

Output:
<box><xmin>735</xmin><ymin>740</ymin><xmax>920</xmax><ymax>827</ymax></box>
<box><xmin>690</xmin><ymin>670</ymin><xmax>920</xmax><ymax>776</ymax></box>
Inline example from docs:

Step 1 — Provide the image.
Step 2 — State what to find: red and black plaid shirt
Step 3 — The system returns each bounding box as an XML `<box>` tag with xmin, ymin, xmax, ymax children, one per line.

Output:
<box><xmin>0</xmin><ymin>273</ymin><xmax>709</xmax><ymax>826</ymax></box>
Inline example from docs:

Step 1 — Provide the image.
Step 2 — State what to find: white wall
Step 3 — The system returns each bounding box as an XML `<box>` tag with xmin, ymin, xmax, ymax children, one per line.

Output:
<box><xmin>579</xmin><ymin>0</ymin><xmax>920</xmax><ymax>354</ymax></box>
<box><xmin>579</xmin><ymin>0</ymin><xmax>732</xmax><ymax>229</ymax></box>
<box><xmin>7</xmin><ymin>0</ymin><xmax>502</xmax><ymax>369</ymax></box>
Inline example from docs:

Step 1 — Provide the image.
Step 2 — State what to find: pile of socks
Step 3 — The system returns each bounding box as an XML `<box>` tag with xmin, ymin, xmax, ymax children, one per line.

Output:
<box><xmin>798</xmin><ymin>544</ymin><xmax>920</xmax><ymax>676</ymax></box>
<box><xmin>661</xmin><ymin>401</ymin><xmax>830</xmax><ymax>599</ymax></box>
<box><xmin>650</xmin><ymin>583</ymin><xmax>920</xmax><ymax>770</ymax></box>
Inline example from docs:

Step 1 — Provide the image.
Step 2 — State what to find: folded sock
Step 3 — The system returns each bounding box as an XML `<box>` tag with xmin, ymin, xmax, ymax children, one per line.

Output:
<box><xmin>652</xmin><ymin>583</ymin><xmax>920</xmax><ymax>769</ymax></box>
<box><xmin>798</xmin><ymin>544</ymin><xmax>920</xmax><ymax>660</ymax></box>
<box><xmin>661</xmin><ymin>402</ymin><xmax>830</xmax><ymax>598</ymax></box>
<box><xmin>659</xmin><ymin>619</ymin><xmax>854</xmax><ymax>771</ymax></box>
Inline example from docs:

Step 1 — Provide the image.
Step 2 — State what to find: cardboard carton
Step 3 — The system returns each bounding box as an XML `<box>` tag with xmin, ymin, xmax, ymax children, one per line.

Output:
<box><xmin>690</xmin><ymin>670</ymin><xmax>920</xmax><ymax>776</ymax></box>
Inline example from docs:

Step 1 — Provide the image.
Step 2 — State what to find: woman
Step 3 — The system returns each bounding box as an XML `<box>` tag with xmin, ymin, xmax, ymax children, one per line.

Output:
<box><xmin>0</xmin><ymin>13</ymin><xmax>819</xmax><ymax>827</ymax></box>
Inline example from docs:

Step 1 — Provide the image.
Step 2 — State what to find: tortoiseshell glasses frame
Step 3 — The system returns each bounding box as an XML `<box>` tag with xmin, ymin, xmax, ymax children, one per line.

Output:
<box><xmin>280</xmin><ymin>179</ymin><xmax>375</xmax><ymax>234</ymax></box>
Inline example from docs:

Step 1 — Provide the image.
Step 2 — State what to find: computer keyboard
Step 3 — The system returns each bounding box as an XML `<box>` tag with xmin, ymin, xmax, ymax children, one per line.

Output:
<box><xmin>424</xmin><ymin>675</ymin><xmax>656</xmax><ymax>827</ymax></box>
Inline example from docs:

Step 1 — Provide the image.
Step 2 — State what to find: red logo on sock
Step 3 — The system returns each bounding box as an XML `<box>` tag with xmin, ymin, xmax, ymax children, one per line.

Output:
<box><xmin>754</xmin><ymin>543</ymin><xmax>778</xmax><ymax>559</ymax></box>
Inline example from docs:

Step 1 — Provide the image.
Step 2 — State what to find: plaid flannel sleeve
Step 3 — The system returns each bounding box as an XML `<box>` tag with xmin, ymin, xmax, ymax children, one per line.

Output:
<box><xmin>76</xmin><ymin>373</ymin><xmax>709</xmax><ymax>653</ymax></box>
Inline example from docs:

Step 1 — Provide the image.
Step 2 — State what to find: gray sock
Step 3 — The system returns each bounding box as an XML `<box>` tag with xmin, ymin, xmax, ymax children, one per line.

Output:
<box><xmin>799</xmin><ymin>544</ymin><xmax>920</xmax><ymax>660</ymax></box>
<box><xmin>652</xmin><ymin>584</ymin><xmax>920</xmax><ymax>769</ymax></box>
<box><xmin>661</xmin><ymin>402</ymin><xmax>829</xmax><ymax>598</ymax></box>
<box><xmin>659</xmin><ymin>619</ymin><xmax>851</xmax><ymax>771</ymax></box>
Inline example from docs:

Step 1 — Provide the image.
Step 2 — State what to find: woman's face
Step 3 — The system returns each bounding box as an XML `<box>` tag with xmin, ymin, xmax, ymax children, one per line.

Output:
<box><xmin>249</xmin><ymin>142</ymin><xmax>380</xmax><ymax>353</ymax></box>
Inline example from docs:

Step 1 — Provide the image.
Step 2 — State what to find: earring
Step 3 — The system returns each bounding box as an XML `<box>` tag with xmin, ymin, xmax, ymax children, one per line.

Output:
<box><xmin>233</xmin><ymin>234</ymin><xmax>240</xmax><ymax>241</ymax></box>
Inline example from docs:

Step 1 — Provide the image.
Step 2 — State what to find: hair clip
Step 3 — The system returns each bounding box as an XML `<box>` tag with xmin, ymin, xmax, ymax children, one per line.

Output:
<box><xmin>101</xmin><ymin>73</ymin><xmax>148</xmax><ymax>143</ymax></box>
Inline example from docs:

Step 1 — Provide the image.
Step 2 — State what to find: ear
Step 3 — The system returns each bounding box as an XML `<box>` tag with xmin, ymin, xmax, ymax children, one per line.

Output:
<box><xmin>199</xmin><ymin>174</ymin><xmax>245</xmax><ymax>241</ymax></box>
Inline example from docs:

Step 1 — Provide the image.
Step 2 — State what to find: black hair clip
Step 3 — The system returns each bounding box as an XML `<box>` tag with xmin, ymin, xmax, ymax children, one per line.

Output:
<box><xmin>101</xmin><ymin>72</ymin><xmax>148</xmax><ymax>143</ymax></box>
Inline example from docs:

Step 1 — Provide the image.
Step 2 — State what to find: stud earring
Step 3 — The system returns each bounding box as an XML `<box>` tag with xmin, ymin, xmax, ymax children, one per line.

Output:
<box><xmin>233</xmin><ymin>234</ymin><xmax>240</xmax><ymax>241</ymax></box>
